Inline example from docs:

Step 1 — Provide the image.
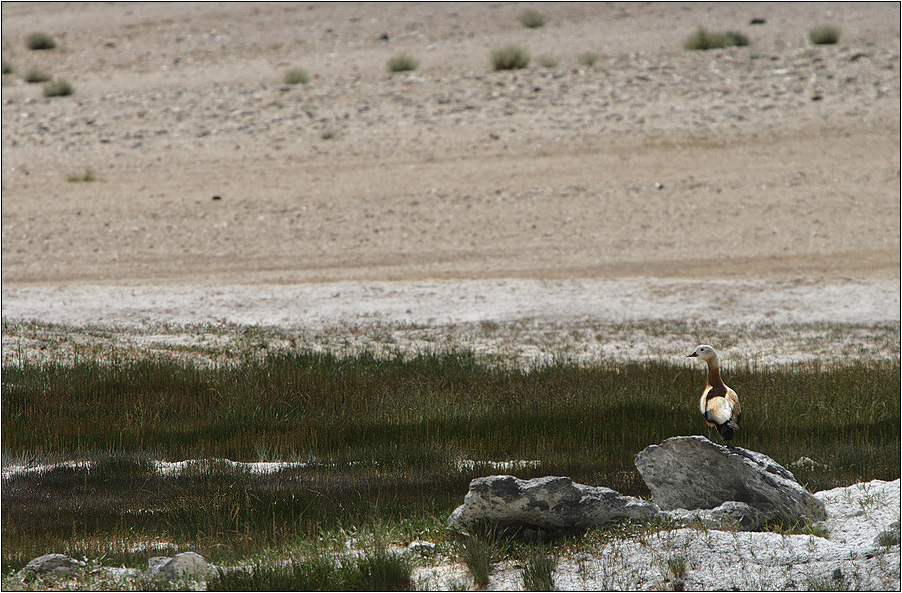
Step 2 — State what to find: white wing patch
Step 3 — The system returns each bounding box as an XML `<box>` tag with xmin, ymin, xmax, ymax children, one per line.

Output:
<box><xmin>706</xmin><ymin>397</ymin><xmax>734</xmax><ymax>426</ymax></box>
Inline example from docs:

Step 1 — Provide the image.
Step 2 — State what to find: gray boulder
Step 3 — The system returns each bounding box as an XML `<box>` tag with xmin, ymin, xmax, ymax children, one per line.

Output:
<box><xmin>146</xmin><ymin>551</ymin><xmax>215</xmax><ymax>583</ymax></box>
<box><xmin>22</xmin><ymin>553</ymin><xmax>84</xmax><ymax>581</ymax></box>
<box><xmin>635</xmin><ymin>436</ymin><xmax>826</xmax><ymax>527</ymax></box>
<box><xmin>448</xmin><ymin>475</ymin><xmax>660</xmax><ymax>532</ymax></box>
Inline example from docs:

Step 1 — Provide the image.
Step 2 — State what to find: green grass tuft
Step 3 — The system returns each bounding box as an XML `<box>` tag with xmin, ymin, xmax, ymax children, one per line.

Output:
<box><xmin>522</xmin><ymin>548</ymin><xmax>557</xmax><ymax>590</ymax></box>
<box><xmin>283</xmin><ymin>68</ymin><xmax>310</xmax><ymax>85</ymax></box>
<box><xmin>667</xmin><ymin>555</ymin><xmax>687</xmax><ymax>578</ymax></box>
<box><xmin>26</xmin><ymin>32</ymin><xmax>56</xmax><ymax>50</ymax></box>
<box><xmin>537</xmin><ymin>55</ymin><xmax>559</xmax><ymax>69</ymax></box>
<box><xmin>387</xmin><ymin>54</ymin><xmax>419</xmax><ymax>73</ymax></box>
<box><xmin>1</xmin><ymin>60</ymin><xmax>13</xmax><ymax>75</ymax></box>
<box><xmin>577</xmin><ymin>52</ymin><xmax>599</xmax><ymax>67</ymax></box>
<box><xmin>453</xmin><ymin>523</ymin><xmax>501</xmax><ymax>588</ymax></box>
<box><xmin>66</xmin><ymin>168</ymin><xmax>97</xmax><ymax>182</ymax></box>
<box><xmin>809</xmin><ymin>25</ymin><xmax>841</xmax><ymax>45</ymax></box>
<box><xmin>490</xmin><ymin>45</ymin><xmax>530</xmax><ymax>70</ymax></box>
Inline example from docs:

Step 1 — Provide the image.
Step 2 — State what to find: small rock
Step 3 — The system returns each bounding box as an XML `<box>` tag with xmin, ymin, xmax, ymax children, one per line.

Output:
<box><xmin>146</xmin><ymin>551</ymin><xmax>215</xmax><ymax>583</ymax></box>
<box><xmin>22</xmin><ymin>553</ymin><xmax>84</xmax><ymax>580</ymax></box>
<box><xmin>408</xmin><ymin>540</ymin><xmax>436</xmax><ymax>556</ymax></box>
<box><xmin>448</xmin><ymin>475</ymin><xmax>659</xmax><ymax>532</ymax></box>
<box><xmin>749</xmin><ymin>18</ymin><xmax>767</xmax><ymax>25</ymax></box>
<box><xmin>790</xmin><ymin>456</ymin><xmax>827</xmax><ymax>470</ymax></box>
<box><xmin>664</xmin><ymin>500</ymin><xmax>769</xmax><ymax>530</ymax></box>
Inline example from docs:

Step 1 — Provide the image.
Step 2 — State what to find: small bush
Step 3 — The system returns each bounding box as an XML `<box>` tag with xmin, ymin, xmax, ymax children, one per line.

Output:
<box><xmin>490</xmin><ymin>45</ymin><xmax>530</xmax><ymax>70</ymax></box>
<box><xmin>1</xmin><ymin>60</ymin><xmax>13</xmax><ymax>75</ymax></box>
<box><xmin>809</xmin><ymin>25</ymin><xmax>840</xmax><ymax>45</ymax></box>
<box><xmin>387</xmin><ymin>54</ymin><xmax>419</xmax><ymax>73</ymax></box>
<box><xmin>684</xmin><ymin>28</ymin><xmax>750</xmax><ymax>50</ymax></box>
<box><xmin>283</xmin><ymin>68</ymin><xmax>310</xmax><ymax>85</ymax></box>
<box><xmin>43</xmin><ymin>79</ymin><xmax>74</xmax><ymax>98</ymax></box>
<box><xmin>26</xmin><ymin>32</ymin><xmax>56</xmax><ymax>50</ymax></box>
<box><xmin>538</xmin><ymin>55</ymin><xmax>559</xmax><ymax>69</ymax></box>
<box><xmin>519</xmin><ymin>10</ymin><xmax>546</xmax><ymax>29</ymax></box>
<box><xmin>24</xmin><ymin>69</ymin><xmax>51</xmax><ymax>83</ymax></box>
<box><xmin>577</xmin><ymin>52</ymin><xmax>598</xmax><ymax>67</ymax></box>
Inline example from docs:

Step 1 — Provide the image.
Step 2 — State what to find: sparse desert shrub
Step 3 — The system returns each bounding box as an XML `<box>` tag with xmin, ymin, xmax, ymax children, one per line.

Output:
<box><xmin>387</xmin><ymin>54</ymin><xmax>419</xmax><ymax>73</ymax></box>
<box><xmin>26</xmin><ymin>32</ymin><xmax>56</xmax><ymax>50</ymax></box>
<box><xmin>67</xmin><ymin>168</ymin><xmax>97</xmax><ymax>182</ymax></box>
<box><xmin>809</xmin><ymin>25</ymin><xmax>841</xmax><ymax>45</ymax></box>
<box><xmin>1</xmin><ymin>60</ymin><xmax>13</xmax><ymax>75</ymax></box>
<box><xmin>24</xmin><ymin>69</ymin><xmax>51</xmax><ymax>83</ymax></box>
<box><xmin>723</xmin><ymin>31</ymin><xmax>750</xmax><ymax>47</ymax></box>
<box><xmin>684</xmin><ymin>28</ymin><xmax>750</xmax><ymax>50</ymax></box>
<box><xmin>577</xmin><ymin>52</ymin><xmax>598</xmax><ymax>67</ymax></box>
<box><xmin>519</xmin><ymin>10</ymin><xmax>546</xmax><ymax>29</ymax></box>
<box><xmin>283</xmin><ymin>68</ymin><xmax>310</xmax><ymax>85</ymax></box>
<box><xmin>490</xmin><ymin>45</ymin><xmax>530</xmax><ymax>70</ymax></box>
<box><xmin>43</xmin><ymin>79</ymin><xmax>74</xmax><ymax>97</ymax></box>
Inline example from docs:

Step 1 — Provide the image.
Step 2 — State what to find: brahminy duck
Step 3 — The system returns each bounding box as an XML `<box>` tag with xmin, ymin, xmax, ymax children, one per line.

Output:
<box><xmin>687</xmin><ymin>344</ymin><xmax>741</xmax><ymax>445</ymax></box>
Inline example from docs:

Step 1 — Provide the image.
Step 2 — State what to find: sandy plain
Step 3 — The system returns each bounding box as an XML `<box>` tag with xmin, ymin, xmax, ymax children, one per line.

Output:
<box><xmin>1</xmin><ymin>1</ymin><xmax>899</xmax><ymax>363</ymax></box>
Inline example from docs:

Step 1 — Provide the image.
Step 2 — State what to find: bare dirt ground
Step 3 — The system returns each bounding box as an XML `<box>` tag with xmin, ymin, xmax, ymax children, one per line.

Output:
<box><xmin>1</xmin><ymin>2</ymin><xmax>899</xmax><ymax>364</ymax></box>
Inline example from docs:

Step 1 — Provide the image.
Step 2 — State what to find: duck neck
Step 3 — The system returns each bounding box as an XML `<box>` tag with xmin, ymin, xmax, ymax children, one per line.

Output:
<box><xmin>707</xmin><ymin>358</ymin><xmax>727</xmax><ymax>389</ymax></box>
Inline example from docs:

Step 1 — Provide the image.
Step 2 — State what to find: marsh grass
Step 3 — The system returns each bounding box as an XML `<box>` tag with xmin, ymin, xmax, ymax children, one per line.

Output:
<box><xmin>207</xmin><ymin>541</ymin><xmax>412</xmax><ymax>591</ymax></box>
<box><xmin>2</xmin><ymin>351</ymin><xmax>898</xmax><ymax>573</ymax></box>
